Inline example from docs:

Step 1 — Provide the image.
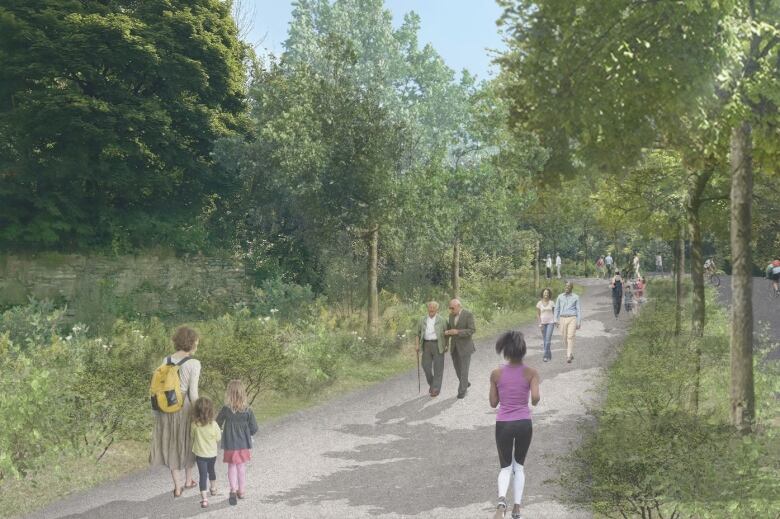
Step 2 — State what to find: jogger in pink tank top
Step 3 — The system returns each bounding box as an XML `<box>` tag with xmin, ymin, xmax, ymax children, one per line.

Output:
<box><xmin>489</xmin><ymin>331</ymin><xmax>541</xmax><ymax>519</ymax></box>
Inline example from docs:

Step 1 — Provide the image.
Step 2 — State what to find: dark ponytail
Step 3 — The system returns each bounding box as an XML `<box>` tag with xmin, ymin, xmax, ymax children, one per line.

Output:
<box><xmin>495</xmin><ymin>330</ymin><xmax>527</xmax><ymax>362</ymax></box>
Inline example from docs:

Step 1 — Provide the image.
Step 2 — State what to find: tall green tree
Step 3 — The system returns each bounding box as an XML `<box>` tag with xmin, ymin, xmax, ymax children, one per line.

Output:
<box><xmin>231</xmin><ymin>1</ymin><xmax>460</xmax><ymax>330</ymax></box>
<box><xmin>0</xmin><ymin>0</ymin><xmax>247</xmax><ymax>249</ymax></box>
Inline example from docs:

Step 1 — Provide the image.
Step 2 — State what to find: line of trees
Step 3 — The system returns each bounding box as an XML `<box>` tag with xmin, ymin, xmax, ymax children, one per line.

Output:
<box><xmin>496</xmin><ymin>0</ymin><xmax>780</xmax><ymax>431</ymax></box>
<box><xmin>0</xmin><ymin>0</ymin><xmax>549</xmax><ymax>332</ymax></box>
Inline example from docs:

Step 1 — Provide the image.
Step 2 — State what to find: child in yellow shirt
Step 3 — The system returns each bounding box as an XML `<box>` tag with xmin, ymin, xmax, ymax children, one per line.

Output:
<box><xmin>191</xmin><ymin>397</ymin><xmax>221</xmax><ymax>508</ymax></box>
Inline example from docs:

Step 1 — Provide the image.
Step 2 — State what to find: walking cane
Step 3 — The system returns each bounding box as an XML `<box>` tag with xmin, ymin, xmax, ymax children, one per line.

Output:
<box><xmin>416</xmin><ymin>349</ymin><xmax>421</xmax><ymax>394</ymax></box>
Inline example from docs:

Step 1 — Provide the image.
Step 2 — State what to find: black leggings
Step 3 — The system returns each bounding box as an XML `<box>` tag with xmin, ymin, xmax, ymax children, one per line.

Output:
<box><xmin>195</xmin><ymin>456</ymin><xmax>216</xmax><ymax>491</ymax></box>
<box><xmin>495</xmin><ymin>419</ymin><xmax>533</xmax><ymax>468</ymax></box>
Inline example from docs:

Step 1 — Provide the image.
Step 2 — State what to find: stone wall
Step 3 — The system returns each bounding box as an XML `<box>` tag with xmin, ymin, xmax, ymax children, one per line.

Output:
<box><xmin>0</xmin><ymin>253</ymin><xmax>252</xmax><ymax>324</ymax></box>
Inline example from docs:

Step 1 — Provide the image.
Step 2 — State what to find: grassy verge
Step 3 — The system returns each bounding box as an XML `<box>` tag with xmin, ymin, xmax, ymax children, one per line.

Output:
<box><xmin>559</xmin><ymin>281</ymin><xmax>780</xmax><ymax>518</ymax></box>
<box><xmin>0</xmin><ymin>299</ymin><xmax>547</xmax><ymax>519</ymax></box>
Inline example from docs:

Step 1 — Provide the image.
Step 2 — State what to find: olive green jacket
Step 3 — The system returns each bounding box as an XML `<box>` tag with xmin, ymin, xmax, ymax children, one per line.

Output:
<box><xmin>446</xmin><ymin>309</ymin><xmax>476</xmax><ymax>355</ymax></box>
<box><xmin>416</xmin><ymin>314</ymin><xmax>448</xmax><ymax>354</ymax></box>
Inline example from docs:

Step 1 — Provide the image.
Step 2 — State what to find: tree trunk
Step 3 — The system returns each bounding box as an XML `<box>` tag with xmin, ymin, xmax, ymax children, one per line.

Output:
<box><xmin>451</xmin><ymin>238</ymin><xmax>460</xmax><ymax>299</ymax></box>
<box><xmin>729</xmin><ymin>121</ymin><xmax>754</xmax><ymax>431</ymax></box>
<box><xmin>534</xmin><ymin>238</ymin><xmax>540</xmax><ymax>291</ymax></box>
<box><xmin>675</xmin><ymin>230</ymin><xmax>683</xmax><ymax>336</ymax></box>
<box><xmin>367</xmin><ymin>225</ymin><xmax>379</xmax><ymax>333</ymax></box>
<box><xmin>688</xmin><ymin>207</ymin><xmax>705</xmax><ymax>337</ymax></box>
<box><xmin>686</xmin><ymin>168</ymin><xmax>713</xmax><ymax>338</ymax></box>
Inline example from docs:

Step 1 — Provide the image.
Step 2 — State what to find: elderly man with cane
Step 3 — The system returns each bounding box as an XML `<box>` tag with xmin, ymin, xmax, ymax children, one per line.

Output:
<box><xmin>415</xmin><ymin>301</ymin><xmax>447</xmax><ymax>397</ymax></box>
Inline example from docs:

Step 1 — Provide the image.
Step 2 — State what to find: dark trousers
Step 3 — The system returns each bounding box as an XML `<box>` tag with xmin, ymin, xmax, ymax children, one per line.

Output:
<box><xmin>421</xmin><ymin>341</ymin><xmax>444</xmax><ymax>391</ymax></box>
<box><xmin>196</xmin><ymin>455</ymin><xmax>217</xmax><ymax>492</ymax></box>
<box><xmin>546</xmin><ymin>267</ymin><xmax>552</xmax><ymax>279</ymax></box>
<box><xmin>612</xmin><ymin>294</ymin><xmax>622</xmax><ymax>317</ymax></box>
<box><xmin>451</xmin><ymin>345</ymin><xmax>472</xmax><ymax>396</ymax></box>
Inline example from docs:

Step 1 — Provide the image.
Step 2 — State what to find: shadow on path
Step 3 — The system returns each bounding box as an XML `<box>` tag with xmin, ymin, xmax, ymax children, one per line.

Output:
<box><xmin>57</xmin><ymin>489</ymin><xmax>231</xmax><ymax>519</ymax></box>
<box><xmin>267</xmin><ymin>395</ymin><xmax>496</xmax><ymax>516</ymax></box>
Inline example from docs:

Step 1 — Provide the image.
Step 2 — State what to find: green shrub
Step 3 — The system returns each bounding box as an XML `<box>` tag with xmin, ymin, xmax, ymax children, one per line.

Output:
<box><xmin>283</xmin><ymin>327</ymin><xmax>340</xmax><ymax>395</ymax></box>
<box><xmin>0</xmin><ymin>299</ymin><xmax>66</xmax><ymax>352</ymax></box>
<box><xmin>0</xmin><ymin>334</ymin><xmax>74</xmax><ymax>479</ymax></box>
<box><xmin>68</xmin><ymin>319</ymin><xmax>169</xmax><ymax>458</ymax></box>
<box><xmin>198</xmin><ymin>310</ymin><xmax>290</xmax><ymax>404</ymax></box>
<box><xmin>250</xmin><ymin>279</ymin><xmax>323</xmax><ymax>323</ymax></box>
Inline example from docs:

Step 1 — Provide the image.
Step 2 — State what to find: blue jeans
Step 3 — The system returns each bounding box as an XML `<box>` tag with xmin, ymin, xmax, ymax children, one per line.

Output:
<box><xmin>541</xmin><ymin>323</ymin><xmax>554</xmax><ymax>359</ymax></box>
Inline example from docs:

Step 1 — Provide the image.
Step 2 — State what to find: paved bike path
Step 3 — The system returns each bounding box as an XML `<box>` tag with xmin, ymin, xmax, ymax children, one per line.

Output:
<box><xmin>716</xmin><ymin>275</ymin><xmax>780</xmax><ymax>359</ymax></box>
<box><xmin>26</xmin><ymin>279</ymin><xmax>629</xmax><ymax>519</ymax></box>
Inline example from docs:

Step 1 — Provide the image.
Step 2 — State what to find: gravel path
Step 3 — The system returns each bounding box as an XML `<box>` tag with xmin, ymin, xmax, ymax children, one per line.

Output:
<box><xmin>25</xmin><ymin>279</ymin><xmax>629</xmax><ymax>519</ymax></box>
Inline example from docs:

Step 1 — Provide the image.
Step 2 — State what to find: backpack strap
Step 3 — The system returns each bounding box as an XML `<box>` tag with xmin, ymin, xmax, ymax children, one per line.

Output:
<box><xmin>165</xmin><ymin>356</ymin><xmax>192</xmax><ymax>366</ymax></box>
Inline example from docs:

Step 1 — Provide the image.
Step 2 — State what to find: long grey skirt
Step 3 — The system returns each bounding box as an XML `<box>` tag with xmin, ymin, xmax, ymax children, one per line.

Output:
<box><xmin>149</xmin><ymin>398</ymin><xmax>195</xmax><ymax>470</ymax></box>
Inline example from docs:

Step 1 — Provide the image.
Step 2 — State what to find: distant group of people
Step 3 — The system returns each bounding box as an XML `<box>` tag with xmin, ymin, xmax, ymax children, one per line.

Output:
<box><xmin>415</xmin><ymin>283</ymin><xmax>581</xmax><ymax>404</ymax></box>
<box><xmin>544</xmin><ymin>253</ymin><xmax>562</xmax><ymax>279</ymax></box>
<box><xmin>609</xmin><ymin>270</ymin><xmax>646</xmax><ymax>318</ymax></box>
<box><xmin>596</xmin><ymin>251</ymin><xmax>660</xmax><ymax>280</ymax></box>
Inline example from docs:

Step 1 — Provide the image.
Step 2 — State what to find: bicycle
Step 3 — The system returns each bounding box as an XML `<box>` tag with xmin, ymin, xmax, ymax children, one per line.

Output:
<box><xmin>769</xmin><ymin>279</ymin><xmax>780</xmax><ymax>300</ymax></box>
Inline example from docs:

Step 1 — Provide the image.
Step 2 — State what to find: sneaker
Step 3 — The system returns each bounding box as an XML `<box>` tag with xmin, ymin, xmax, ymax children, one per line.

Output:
<box><xmin>567</xmin><ymin>354</ymin><xmax>573</xmax><ymax>363</ymax></box>
<box><xmin>543</xmin><ymin>357</ymin><xmax>549</xmax><ymax>363</ymax></box>
<box><xmin>494</xmin><ymin>497</ymin><xmax>507</xmax><ymax>518</ymax></box>
<box><xmin>229</xmin><ymin>492</ymin><xmax>238</xmax><ymax>506</ymax></box>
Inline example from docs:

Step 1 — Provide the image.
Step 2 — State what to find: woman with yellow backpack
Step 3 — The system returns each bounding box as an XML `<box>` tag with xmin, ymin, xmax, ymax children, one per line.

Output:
<box><xmin>149</xmin><ymin>326</ymin><xmax>202</xmax><ymax>497</ymax></box>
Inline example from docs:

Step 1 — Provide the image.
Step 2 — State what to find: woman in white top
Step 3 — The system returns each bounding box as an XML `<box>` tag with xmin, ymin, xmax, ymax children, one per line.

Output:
<box><xmin>536</xmin><ymin>288</ymin><xmax>555</xmax><ymax>362</ymax></box>
<box><xmin>149</xmin><ymin>326</ymin><xmax>202</xmax><ymax>497</ymax></box>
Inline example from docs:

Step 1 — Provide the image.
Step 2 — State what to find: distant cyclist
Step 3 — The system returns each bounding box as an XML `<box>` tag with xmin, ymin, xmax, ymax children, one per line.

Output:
<box><xmin>704</xmin><ymin>257</ymin><xmax>716</xmax><ymax>276</ymax></box>
<box><xmin>766</xmin><ymin>257</ymin><xmax>780</xmax><ymax>295</ymax></box>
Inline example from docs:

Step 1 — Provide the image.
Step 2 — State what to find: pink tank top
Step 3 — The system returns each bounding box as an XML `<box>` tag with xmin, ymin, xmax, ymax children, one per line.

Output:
<box><xmin>496</xmin><ymin>364</ymin><xmax>532</xmax><ymax>421</ymax></box>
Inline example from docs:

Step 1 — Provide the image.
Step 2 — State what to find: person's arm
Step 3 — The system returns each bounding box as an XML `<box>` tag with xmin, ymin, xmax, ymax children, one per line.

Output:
<box><xmin>489</xmin><ymin>368</ymin><xmax>500</xmax><ymax>408</ymax></box>
<box><xmin>553</xmin><ymin>296</ymin><xmax>561</xmax><ymax>324</ymax></box>
<box><xmin>216</xmin><ymin>406</ymin><xmax>226</xmax><ymax>428</ymax></box>
<box><xmin>248</xmin><ymin>410</ymin><xmax>259</xmax><ymax>436</ymax></box>
<box><xmin>576</xmin><ymin>296</ymin><xmax>583</xmax><ymax>327</ymax></box>
<box><xmin>536</xmin><ymin>304</ymin><xmax>541</xmax><ymax>326</ymax></box>
<box><xmin>188</xmin><ymin>361</ymin><xmax>200</xmax><ymax>402</ymax></box>
<box><xmin>529</xmin><ymin>368</ymin><xmax>541</xmax><ymax>406</ymax></box>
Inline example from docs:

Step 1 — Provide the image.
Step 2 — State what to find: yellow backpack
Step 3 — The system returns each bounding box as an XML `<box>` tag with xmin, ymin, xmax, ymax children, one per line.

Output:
<box><xmin>150</xmin><ymin>356</ymin><xmax>191</xmax><ymax>413</ymax></box>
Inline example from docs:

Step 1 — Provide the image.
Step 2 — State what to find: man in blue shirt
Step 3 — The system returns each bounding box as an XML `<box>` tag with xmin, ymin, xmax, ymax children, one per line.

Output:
<box><xmin>554</xmin><ymin>281</ymin><xmax>582</xmax><ymax>364</ymax></box>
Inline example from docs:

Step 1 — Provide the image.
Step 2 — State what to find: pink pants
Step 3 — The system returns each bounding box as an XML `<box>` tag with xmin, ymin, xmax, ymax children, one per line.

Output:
<box><xmin>227</xmin><ymin>463</ymin><xmax>246</xmax><ymax>492</ymax></box>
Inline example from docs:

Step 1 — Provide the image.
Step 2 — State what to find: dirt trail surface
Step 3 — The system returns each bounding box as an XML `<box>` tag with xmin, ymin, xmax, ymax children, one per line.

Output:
<box><xmin>25</xmin><ymin>279</ymin><xmax>629</xmax><ymax>519</ymax></box>
<box><xmin>716</xmin><ymin>275</ymin><xmax>780</xmax><ymax>359</ymax></box>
